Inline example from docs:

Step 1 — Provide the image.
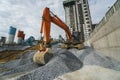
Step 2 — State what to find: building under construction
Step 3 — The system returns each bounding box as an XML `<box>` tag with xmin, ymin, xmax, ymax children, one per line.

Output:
<box><xmin>63</xmin><ymin>0</ymin><xmax>92</xmax><ymax>41</ymax></box>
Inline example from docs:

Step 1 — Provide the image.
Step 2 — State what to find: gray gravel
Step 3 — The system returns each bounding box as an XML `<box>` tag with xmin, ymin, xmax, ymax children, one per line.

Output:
<box><xmin>0</xmin><ymin>50</ymin><xmax>40</xmax><ymax>76</ymax></box>
<box><xmin>0</xmin><ymin>50</ymin><xmax>36</xmax><ymax>69</ymax></box>
<box><xmin>69</xmin><ymin>47</ymin><xmax>120</xmax><ymax>71</ymax></box>
<box><xmin>0</xmin><ymin>46</ymin><xmax>120</xmax><ymax>80</ymax></box>
<box><xmin>17</xmin><ymin>50</ymin><xmax>83</xmax><ymax>80</ymax></box>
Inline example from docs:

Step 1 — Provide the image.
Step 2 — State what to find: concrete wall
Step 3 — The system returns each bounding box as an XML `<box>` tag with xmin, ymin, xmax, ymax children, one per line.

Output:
<box><xmin>85</xmin><ymin>7</ymin><xmax>120</xmax><ymax>61</ymax></box>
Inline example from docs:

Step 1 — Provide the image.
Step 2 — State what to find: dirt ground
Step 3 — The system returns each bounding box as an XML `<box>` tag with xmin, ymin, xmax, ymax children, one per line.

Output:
<box><xmin>0</xmin><ymin>45</ymin><xmax>39</xmax><ymax>64</ymax></box>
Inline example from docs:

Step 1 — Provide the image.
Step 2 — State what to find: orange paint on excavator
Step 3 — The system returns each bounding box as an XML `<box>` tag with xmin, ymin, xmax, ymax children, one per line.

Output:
<box><xmin>40</xmin><ymin>7</ymin><xmax>72</xmax><ymax>44</ymax></box>
<box><xmin>33</xmin><ymin>7</ymin><xmax>84</xmax><ymax>64</ymax></box>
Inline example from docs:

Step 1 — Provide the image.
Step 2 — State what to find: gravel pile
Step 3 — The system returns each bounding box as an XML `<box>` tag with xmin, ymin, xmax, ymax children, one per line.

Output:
<box><xmin>17</xmin><ymin>50</ymin><xmax>83</xmax><ymax>80</ymax></box>
<box><xmin>69</xmin><ymin>47</ymin><xmax>120</xmax><ymax>71</ymax></box>
<box><xmin>0</xmin><ymin>46</ymin><xmax>120</xmax><ymax>80</ymax></box>
<box><xmin>0</xmin><ymin>50</ymin><xmax>40</xmax><ymax>77</ymax></box>
<box><xmin>0</xmin><ymin>49</ymin><xmax>83</xmax><ymax>80</ymax></box>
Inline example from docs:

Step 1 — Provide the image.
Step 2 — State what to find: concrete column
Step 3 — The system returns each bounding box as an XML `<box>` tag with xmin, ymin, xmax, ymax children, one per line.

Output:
<box><xmin>76</xmin><ymin>2</ymin><xmax>81</xmax><ymax>32</ymax></box>
<box><xmin>73</xmin><ymin>5</ymin><xmax>77</xmax><ymax>31</ymax></box>
<box><xmin>65</xmin><ymin>7</ymin><xmax>70</xmax><ymax>29</ymax></box>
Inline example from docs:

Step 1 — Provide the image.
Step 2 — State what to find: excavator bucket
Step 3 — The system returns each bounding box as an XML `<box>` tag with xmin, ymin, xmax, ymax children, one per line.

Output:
<box><xmin>33</xmin><ymin>48</ymin><xmax>53</xmax><ymax>64</ymax></box>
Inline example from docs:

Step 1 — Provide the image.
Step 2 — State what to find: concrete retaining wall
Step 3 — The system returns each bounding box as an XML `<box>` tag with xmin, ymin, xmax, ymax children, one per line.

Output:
<box><xmin>85</xmin><ymin>8</ymin><xmax>120</xmax><ymax>61</ymax></box>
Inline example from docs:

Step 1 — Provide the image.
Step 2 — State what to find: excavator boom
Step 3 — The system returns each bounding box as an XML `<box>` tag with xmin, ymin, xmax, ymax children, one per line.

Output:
<box><xmin>40</xmin><ymin>7</ymin><xmax>72</xmax><ymax>44</ymax></box>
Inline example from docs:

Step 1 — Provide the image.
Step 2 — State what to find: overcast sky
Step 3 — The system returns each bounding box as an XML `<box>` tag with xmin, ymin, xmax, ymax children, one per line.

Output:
<box><xmin>0</xmin><ymin>0</ymin><xmax>117</xmax><ymax>41</ymax></box>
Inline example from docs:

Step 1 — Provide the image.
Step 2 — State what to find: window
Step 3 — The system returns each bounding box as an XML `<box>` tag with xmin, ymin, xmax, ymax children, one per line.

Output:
<box><xmin>86</xmin><ymin>21</ymin><xmax>90</xmax><ymax>24</ymax></box>
<box><xmin>84</xmin><ymin>11</ymin><xmax>88</xmax><ymax>13</ymax></box>
<box><xmin>84</xmin><ymin>8</ymin><xmax>87</xmax><ymax>10</ymax></box>
<box><xmin>84</xmin><ymin>5</ymin><xmax>86</xmax><ymax>7</ymax></box>
<box><xmin>86</xmin><ymin>18</ymin><xmax>89</xmax><ymax>20</ymax></box>
<box><xmin>85</xmin><ymin>14</ymin><xmax>88</xmax><ymax>16</ymax></box>
<box><xmin>87</xmin><ymin>25</ymin><xmax>91</xmax><ymax>28</ymax></box>
<box><xmin>88</xmin><ymin>29</ymin><xmax>91</xmax><ymax>32</ymax></box>
<box><xmin>83</xmin><ymin>0</ymin><xmax>86</xmax><ymax>4</ymax></box>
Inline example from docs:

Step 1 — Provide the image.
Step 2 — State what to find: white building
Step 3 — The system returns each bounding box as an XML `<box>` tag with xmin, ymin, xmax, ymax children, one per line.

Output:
<box><xmin>63</xmin><ymin>0</ymin><xmax>92</xmax><ymax>41</ymax></box>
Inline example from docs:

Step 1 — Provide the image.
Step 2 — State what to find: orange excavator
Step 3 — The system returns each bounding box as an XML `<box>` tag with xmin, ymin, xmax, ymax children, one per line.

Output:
<box><xmin>33</xmin><ymin>7</ymin><xmax>84</xmax><ymax>64</ymax></box>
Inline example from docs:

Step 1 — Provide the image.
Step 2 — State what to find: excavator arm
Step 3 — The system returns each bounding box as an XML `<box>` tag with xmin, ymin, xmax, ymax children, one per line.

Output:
<box><xmin>33</xmin><ymin>7</ymin><xmax>72</xmax><ymax>64</ymax></box>
<box><xmin>40</xmin><ymin>7</ymin><xmax>72</xmax><ymax>44</ymax></box>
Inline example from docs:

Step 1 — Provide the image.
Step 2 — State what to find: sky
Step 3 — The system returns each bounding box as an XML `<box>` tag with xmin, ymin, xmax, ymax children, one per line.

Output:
<box><xmin>0</xmin><ymin>0</ymin><xmax>117</xmax><ymax>42</ymax></box>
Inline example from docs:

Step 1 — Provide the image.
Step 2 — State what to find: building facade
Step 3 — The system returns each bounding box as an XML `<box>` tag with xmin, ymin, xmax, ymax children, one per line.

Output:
<box><xmin>63</xmin><ymin>0</ymin><xmax>92</xmax><ymax>41</ymax></box>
